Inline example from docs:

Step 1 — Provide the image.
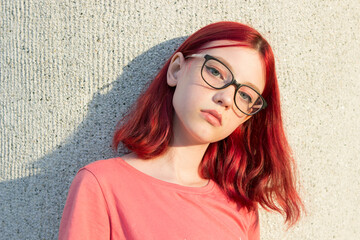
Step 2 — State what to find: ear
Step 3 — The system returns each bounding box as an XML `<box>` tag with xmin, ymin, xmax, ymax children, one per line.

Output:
<box><xmin>167</xmin><ymin>52</ymin><xmax>185</xmax><ymax>87</ymax></box>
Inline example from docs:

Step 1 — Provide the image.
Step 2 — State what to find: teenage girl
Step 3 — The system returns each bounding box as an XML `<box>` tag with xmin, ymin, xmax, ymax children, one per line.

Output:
<box><xmin>59</xmin><ymin>21</ymin><xmax>303</xmax><ymax>240</ymax></box>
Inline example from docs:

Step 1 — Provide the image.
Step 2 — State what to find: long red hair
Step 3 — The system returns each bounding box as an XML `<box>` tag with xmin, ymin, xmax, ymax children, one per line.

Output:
<box><xmin>113</xmin><ymin>21</ymin><xmax>303</xmax><ymax>226</ymax></box>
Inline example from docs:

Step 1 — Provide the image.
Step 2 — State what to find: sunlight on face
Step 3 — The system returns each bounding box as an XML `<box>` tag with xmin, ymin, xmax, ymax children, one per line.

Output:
<box><xmin>169</xmin><ymin>40</ymin><xmax>266</xmax><ymax>146</ymax></box>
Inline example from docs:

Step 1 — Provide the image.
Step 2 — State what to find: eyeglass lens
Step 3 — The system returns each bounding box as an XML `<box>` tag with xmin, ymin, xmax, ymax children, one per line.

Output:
<box><xmin>202</xmin><ymin>58</ymin><xmax>264</xmax><ymax>115</ymax></box>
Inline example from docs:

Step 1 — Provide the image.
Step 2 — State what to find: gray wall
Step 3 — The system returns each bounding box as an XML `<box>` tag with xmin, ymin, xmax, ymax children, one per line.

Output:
<box><xmin>1</xmin><ymin>0</ymin><xmax>359</xmax><ymax>239</ymax></box>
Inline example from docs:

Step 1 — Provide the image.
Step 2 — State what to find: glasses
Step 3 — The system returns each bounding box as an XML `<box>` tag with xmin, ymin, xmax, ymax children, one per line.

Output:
<box><xmin>186</xmin><ymin>54</ymin><xmax>267</xmax><ymax>116</ymax></box>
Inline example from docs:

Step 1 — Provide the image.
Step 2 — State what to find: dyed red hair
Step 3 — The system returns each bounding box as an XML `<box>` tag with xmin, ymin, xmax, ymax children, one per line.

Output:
<box><xmin>113</xmin><ymin>21</ymin><xmax>303</xmax><ymax>226</ymax></box>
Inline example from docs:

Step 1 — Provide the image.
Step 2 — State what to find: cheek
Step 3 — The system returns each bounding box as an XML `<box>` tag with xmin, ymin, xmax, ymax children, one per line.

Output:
<box><xmin>172</xmin><ymin>80</ymin><xmax>205</xmax><ymax>112</ymax></box>
<box><xmin>172</xmin><ymin>85</ymin><xmax>191</xmax><ymax>113</ymax></box>
<box><xmin>171</xmin><ymin>87</ymin><xmax>201</xmax><ymax>129</ymax></box>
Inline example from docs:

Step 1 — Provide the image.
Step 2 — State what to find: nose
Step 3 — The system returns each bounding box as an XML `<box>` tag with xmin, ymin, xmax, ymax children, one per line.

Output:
<box><xmin>212</xmin><ymin>85</ymin><xmax>236</xmax><ymax>109</ymax></box>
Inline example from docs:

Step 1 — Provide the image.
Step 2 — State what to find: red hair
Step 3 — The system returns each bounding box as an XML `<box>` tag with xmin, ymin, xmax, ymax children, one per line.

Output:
<box><xmin>113</xmin><ymin>21</ymin><xmax>304</xmax><ymax>226</ymax></box>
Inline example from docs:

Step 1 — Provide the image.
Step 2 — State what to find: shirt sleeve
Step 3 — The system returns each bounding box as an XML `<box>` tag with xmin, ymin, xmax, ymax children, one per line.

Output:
<box><xmin>247</xmin><ymin>209</ymin><xmax>260</xmax><ymax>240</ymax></box>
<box><xmin>58</xmin><ymin>168</ymin><xmax>110</xmax><ymax>240</ymax></box>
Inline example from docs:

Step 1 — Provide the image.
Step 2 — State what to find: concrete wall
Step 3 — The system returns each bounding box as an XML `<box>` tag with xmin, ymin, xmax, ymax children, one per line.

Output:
<box><xmin>1</xmin><ymin>0</ymin><xmax>359</xmax><ymax>239</ymax></box>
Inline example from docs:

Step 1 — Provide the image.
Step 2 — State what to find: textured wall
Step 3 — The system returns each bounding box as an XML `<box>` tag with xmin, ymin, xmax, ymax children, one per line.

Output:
<box><xmin>1</xmin><ymin>0</ymin><xmax>359</xmax><ymax>239</ymax></box>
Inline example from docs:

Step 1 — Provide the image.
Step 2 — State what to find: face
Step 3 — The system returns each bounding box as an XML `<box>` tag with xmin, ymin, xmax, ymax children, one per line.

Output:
<box><xmin>167</xmin><ymin>40</ymin><xmax>266</xmax><ymax>146</ymax></box>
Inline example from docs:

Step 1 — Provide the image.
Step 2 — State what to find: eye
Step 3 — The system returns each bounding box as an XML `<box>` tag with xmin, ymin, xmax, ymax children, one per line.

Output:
<box><xmin>238</xmin><ymin>91</ymin><xmax>252</xmax><ymax>103</ymax></box>
<box><xmin>205</xmin><ymin>66</ymin><xmax>223</xmax><ymax>79</ymax></box>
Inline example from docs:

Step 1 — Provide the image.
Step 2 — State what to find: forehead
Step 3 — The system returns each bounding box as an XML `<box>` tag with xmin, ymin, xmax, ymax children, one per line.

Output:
<box><xmin>199</xmin><ymin>40</ymin><xmax>266</xmax><ymax>93</ymax></box>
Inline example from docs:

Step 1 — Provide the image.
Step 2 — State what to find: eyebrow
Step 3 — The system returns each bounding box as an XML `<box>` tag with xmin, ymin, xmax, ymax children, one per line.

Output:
<box><xmin>210</xmin><ymin>55</ymin><xmax>263</xmax><ymax>93</ymax></box>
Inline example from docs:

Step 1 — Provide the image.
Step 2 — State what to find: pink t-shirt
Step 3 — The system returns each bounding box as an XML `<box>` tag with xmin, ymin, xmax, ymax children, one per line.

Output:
<box><xmin>59</xmin><ymin>158</ymin><xmax>259</xmax><ymax>240</ymax></box>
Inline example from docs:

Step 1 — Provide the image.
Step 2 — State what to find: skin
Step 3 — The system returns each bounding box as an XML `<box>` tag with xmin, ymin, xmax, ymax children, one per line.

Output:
<box><xmin>122</xmin><ymin>40</ymin><xmax>266</xmax><ymax>187</ymax></box>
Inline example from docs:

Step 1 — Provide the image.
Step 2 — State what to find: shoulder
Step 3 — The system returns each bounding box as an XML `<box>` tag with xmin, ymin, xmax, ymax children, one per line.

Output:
<box><xmin>68</xmin><ymin>157</ymin><xmax>142</xmax><ymax>201</ymax></box>
<box><xmin>82</xmin><ymin>153</ymin><xmax>141</xmax><ymax>173</ymax></box>
<box><xmin>82</xmin><ymin>157</ymin><xmax>122</xmax><ymax>173</ymax></box>
<box><xmin>78</xmin><ymin>157</ymin><xmax>131</xmax><ymax>185</ymax></box>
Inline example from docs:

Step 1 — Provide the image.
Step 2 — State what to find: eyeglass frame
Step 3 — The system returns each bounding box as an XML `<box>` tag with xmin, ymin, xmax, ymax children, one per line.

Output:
<box><xmin>185</xmin><ymin>53</ymin><xmax>268</xmax><ymax>116</ymax></box>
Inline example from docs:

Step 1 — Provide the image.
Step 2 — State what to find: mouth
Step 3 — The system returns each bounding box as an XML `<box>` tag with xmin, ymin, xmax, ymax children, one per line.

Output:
<box><xmin>200</xmin><ymin>109</ymin><xmax>222</xmax><ymax>126</ymax></box>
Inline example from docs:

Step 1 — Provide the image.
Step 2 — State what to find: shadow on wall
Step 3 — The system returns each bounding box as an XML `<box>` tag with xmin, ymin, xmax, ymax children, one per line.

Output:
<box><xmin>0</xmin><ymin>36</ymin><xmax>187</xmax><ymax>240</ymax></box>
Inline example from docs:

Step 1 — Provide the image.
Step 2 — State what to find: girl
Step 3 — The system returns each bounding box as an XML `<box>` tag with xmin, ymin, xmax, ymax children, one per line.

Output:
<box><xmin>59</xmin><ymin>21</ymin><xmax>303</xmax><ymax>240</ymax></box>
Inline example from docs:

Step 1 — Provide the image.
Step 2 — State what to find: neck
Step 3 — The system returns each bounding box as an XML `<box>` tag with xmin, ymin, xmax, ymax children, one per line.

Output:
<box><xmin>149</xmin><ymin>141</ymin><xmax>210</xmax><ymax>186</ymax></box>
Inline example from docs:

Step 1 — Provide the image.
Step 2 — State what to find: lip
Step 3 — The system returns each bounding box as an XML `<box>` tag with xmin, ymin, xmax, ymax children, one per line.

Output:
<box><xmin>200</xmin><ymin>109</ymin><xmax>222</xmax><ymax>126</ymax></box>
